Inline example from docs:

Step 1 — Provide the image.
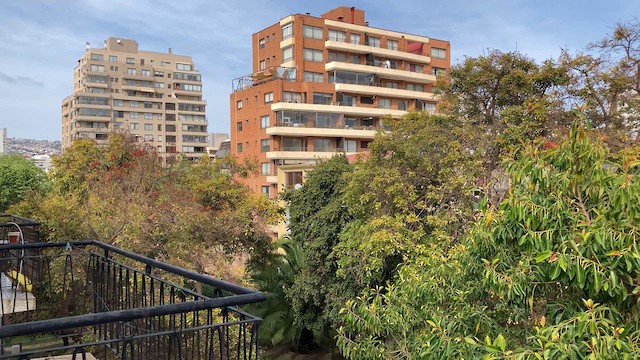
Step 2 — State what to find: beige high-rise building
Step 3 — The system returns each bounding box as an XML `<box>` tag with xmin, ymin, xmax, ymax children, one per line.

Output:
<box><xmin>61</xmin><ymin>37</ymin><xmax>208</xmax><ymax>160</ymax></box>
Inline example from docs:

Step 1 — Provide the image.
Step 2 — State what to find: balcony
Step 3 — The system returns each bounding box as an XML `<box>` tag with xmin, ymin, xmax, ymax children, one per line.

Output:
<box><xmin>266</xmin><ymin>122</ymin><xmax>377</xmax><ymax>138</ymax></box>
<box><xmin>271</xmin><ymin>101</ymin><xmax>407</xmax><ymax>118</ymax></box>
<box><xmin>325</xmin><ymin>61</ymin><xmax>436</xmax><ymax>84</ymax></box>
<box><xmin>325</xmin><ymin>39</ymin><xmax>431</xmax><ymax>64</ymax></box>
<box><xmin>266</xmin><ymin>148</ymin><xmax>359</xmax><ymax>161</ymax></box>
<box><xmin>0</xmin><ymin>218</ymin><xmax>264</xmax><ymax>359</ymax></box>
<box><xmin>334</xmin><ymin>83</ymin><xmax>437</xmax><ymax>101</ymax></box>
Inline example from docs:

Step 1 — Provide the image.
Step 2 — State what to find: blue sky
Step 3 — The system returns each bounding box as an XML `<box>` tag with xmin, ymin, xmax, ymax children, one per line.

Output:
<box><xmin>1</xmin><ymin>0</ymin><xmax>638</xmax><ymax>140</ymax></box>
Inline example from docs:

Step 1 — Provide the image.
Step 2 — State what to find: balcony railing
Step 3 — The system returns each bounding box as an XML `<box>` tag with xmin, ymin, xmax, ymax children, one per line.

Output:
<box><xmin>0</xmin><ymin>239</ymin><xmax>265</xmax><ymax>359</ymax></box>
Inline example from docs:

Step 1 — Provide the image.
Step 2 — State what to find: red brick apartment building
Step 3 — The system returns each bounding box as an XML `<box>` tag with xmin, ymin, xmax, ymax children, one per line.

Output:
<box><xmin>230</xmin><ymin>6</ymin><xmax>450</xmax><ymax>197</ymax></box>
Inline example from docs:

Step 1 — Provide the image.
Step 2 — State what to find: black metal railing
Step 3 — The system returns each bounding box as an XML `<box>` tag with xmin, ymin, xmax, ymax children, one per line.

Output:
<box><xmin>0</xmin><ymin>241</ymin><xmax>265</xmax><ymax>359</ymax></box>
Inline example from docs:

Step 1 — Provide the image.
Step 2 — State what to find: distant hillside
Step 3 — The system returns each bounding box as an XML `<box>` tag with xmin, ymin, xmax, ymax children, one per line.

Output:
<box><xmin>5</xmin><ymin>138</ymin><xmax>61</xmax><ymax>156</ymax></box>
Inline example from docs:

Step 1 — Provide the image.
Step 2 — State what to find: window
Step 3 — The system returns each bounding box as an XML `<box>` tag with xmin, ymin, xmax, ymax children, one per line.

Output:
<box><xmin>261</xmin><ymin>115</ymin><xmax>270</xmax><ymax>128</ymax></box>
<box><xmin>344</xmin><ymin>118</ymin><xmax>357</xmax><ymax>128</ymax></box>
<box><xmin>283</xmin><ymin>91</ymin><xmax>302</xmax><ymax>103</ymax></box>
<box><xmin>361</xmin><ymin>140</ymin><xmax>372</xmax><ymax>149</ymax></box>
<box><xmin>259</xmin><ymin>60</ymin><xmax>265</xmax><ymax>70</ymax></box>
<box><xmin>350</xmin><ymin>33</ymin><xmax>360</xmax><ymax>44</ymax></box>
<box><xmin>236</xmin><ymin>143</ymin><xmax>243</xmax><ymax>153</ymax></box>
<box><xmin>431</xmin><ymin>67</ymin><xmax>446</xmax><ymax>77</ymax></box>
<box><xmin>303</xmin><ymin>25</ymin><xmax>323</xmax><ymax>39</ymax></box>
<box><xmin>328</xmin><ymin>52</ymin><xmax>347</xmax><ymax>62</ymax></box>
<box><xmin>342</xmin><ymin>139</ymin><xmax>357</xmax><ymax>152</ymax></box>
<box><xmin>398</xmin><ymin>99</ymin><xmax>409</xmax><ymax>111</ymax></box>
<box><xmin>304</xmin><ymin>71</ymin><xmax>323</xmax><ymax>83</ymax></box>
<box><xmin>144</xmin><ymin>135</ymin><xmax>153</xmax><ymax>141</ymax></box>
<box><xmin>313</xmin><ymin>138</ymin><xmax>332</xmax><ymax>152</ymax></box>
<box><xmin>328</xmin><ymin>29</ymin><xmax>346</xmax><ymax>42</ymax></box>
<box><xmin>109</xmin><ymin>55</ymin><xmax>117</xmax><ymax>63</ymax></box>
<box><xmin>304</xmin><ymin>48</ymin><xmax>323</xmax><ymax>62</ymax></box>
<box><xmin>264</xmin><ymin>92</ymin><xmax>273</xmax><ymax>103</ymax></box>
<box><xmin>176</xmin><ymin>63</ymin><xmax>193</xmax><ymax>71</ymax></box>
<box><xmin>261</xmin><ymin>186</ymin><xmax>270</xmax><ymax>196</ymax></box>
<box><xmin>422</xmin><ymin>102</ymin><xmax>437</xmax><ymax>112</ymax></box>
<box><xmin>154</xmin><ymin>71</ymin><xmax>164</xmax><ymax>77</ymax></box>
<box><xmin>127</xmin><ymin>68</ymin><xmax>136</xmax><ymax>75</ymax></box>
<box><xmin>286</xmin><ymin>171</ymin><xmax>303</xmax><ymax>187</ymax></box>
<box><xmin>386</xmin><ymin>82</ymin><xmax>399</xmax><ymax>89</ymax></box>
<box><xmin>431</xmin><ymin>47</ymin><xmax>446</xmax><ymax>59</ymax></box>
<box><xmin>113</xmin><ymin>99</ymin><xmax>124</xmax><ymax>107</ymax></box>
<box><xmin>154</xmin><ymin>82</ymin><xmax>165</xmax><ymax>88</ymax></box>
<box><xmin>407</xmin><ymin>63</ymin><xmax>424</xmax><ymax>73</ymax></box>
<box><xmin>261</xmin><ymin>139</ymin><xmax>270</xmax><ymax>152</ymax></box>
<box><xmin>175</xmin><ymin>83</ymin><xmax>202</xmax><ymax>91</ymax></box>
<box><xmin>126</xmin><ymin>57</ymin><xmax>135</xmax><ymax>64</ymax></box>
<box><xmin>349</xmin><ymin>54</ymin><xmax>361</xmax><ymax>64</ymax></box>
<box><xmin>378</xmin><ymin>98</ymin><xmax>391</xmax><ymax>109</ymax></box>
<box><xmin>144</xmin><ymin>123</ymin><xmax>153</xmax><ymax>131</ymax></box>
<box><xmin>236</xmin><ymin>121</ymin><xmax>243</xmax><ymax>131</ymax></box>
<box><xmin>141</xmin><ymin>69</ymin><xmax>151</xmax><ymax>77</ymax></box>
<box><xmin>259</xmin><ymin>38</ymin><xmax>266</xmax><ymax>48</ymax></box>
<box><xmin>130</xmin><ymin>101</ymin><xmax>138</xmax><ymax>107</ymax></box>
<box><xmin>407</xmin><ymin>83</ymin><xmax>424</xmax><ymax>92</ymax></box>
<box><xmin>130</xmin><ymin>112</ymin><xmax>139</xmax><ymax>119</ymax></box>
<box><xmin>387</xmin><ymin>39</ymin><xmax>398</xmax><ymax>50</ymax></box>
<box><xmin>90</xmin><ymin>54</ymin><xmax>103</xmax><ymax>61</ymax></box>
<box><xmin>366</xmin><ymin>36</ymin><xmax>380</xmax><ymax>47</ymax></box>
<box><xmin>236</xmin><ymin>100</ymin><xmax>243</xmax><ymax>109</ymax></box>
<box><xmin>282</xmin><ymin>46</ymin><xmax>293</xmax><ymax>62</ymax></box>
<box><xmin>282</xmin><ymin>22</ymin><xmax>293</xmax><ymax>39</ymax></box>
<box><xmin>260</xmin><ymin>162</ymin><xmax>270</xmax><ymax>175</ymax></box>
<box><xmin>144</xmin><ymin>113</ymin><xmax>152</xmax><ymax>120</ymax></box>
<box><xmin>89</xmin><ymin>64</ymin><xmax>104</xmax><ymax>72</ymax></box>
<box><xmin>313</xmin><ymin>92</ymin><xmax>332</xmax><ymax>105</ymax></box>
<box><xmin>129</xmin><ymin>123</ymin><xmax>139</xmax><ymax>130</ymax></box>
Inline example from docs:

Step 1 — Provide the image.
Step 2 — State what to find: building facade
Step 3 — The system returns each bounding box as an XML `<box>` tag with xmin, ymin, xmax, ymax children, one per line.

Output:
<box><xmin>0</xmin><ymin>128</ymin><xmax>6</xmax><ymax>154</ymax></box>
<box><xmin>62</xmin><ymin>37</ymin><xmax>208</xmax><ymax>160</ymax></box>
<box><xmin>230</xmin><ymin>6</ymin><xmax>450</xmax><ymax>197</ymax></box>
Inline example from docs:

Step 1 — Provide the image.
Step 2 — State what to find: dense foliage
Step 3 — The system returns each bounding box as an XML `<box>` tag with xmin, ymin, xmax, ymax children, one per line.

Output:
<box><xmin>0</xmin><ymin>155</ymin><xmax>47</xmax><ymax>212</ymax></box>
<box><xmin>9</xmin><ymin>133</ymin><xmax>279</xmax><ymax>281</ymax></box>
<box><xmin>249</xmin><ymin>19</ymin><xmax>640</xmax><ymax>359</ymax></box>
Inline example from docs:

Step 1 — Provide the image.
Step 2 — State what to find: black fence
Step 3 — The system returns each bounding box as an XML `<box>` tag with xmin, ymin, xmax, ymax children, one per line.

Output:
<box><xmin>0</xmin><ymin>241</ymin><xmax>265</xmax><ymax>359</ymax></box>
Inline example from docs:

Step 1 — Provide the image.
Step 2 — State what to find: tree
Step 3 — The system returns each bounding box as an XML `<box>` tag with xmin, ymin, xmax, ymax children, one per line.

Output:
<box><xmin>336</xmin><ymin>122</ymin><xmax>640</xmax><ymax>359</ymax></box>
<box><xmin>283</xmin><ymin>155</ymin><xmax>354</xmax><ymax>351</ymax></box>
<box><xmin>9</xmin><ymin>133</ymin><xmax>279</xmax><ymax>283</ymax></box>
<box><xmin>0</xmin><ymin>155</ymin><xmax>48</xmax><ymax>212</ymax></box>
<box><xmin>334</xmin><ymin>112</ymin><xmax>481</xmax><ymax>289</ymax></box>
<box><xmin>247</xmin><ymin>237</ymin><xmax>304</xmax><ymax>347</ymax></box>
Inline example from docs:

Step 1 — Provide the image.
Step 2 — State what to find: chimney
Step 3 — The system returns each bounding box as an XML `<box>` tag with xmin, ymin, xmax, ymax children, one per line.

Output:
<box><xmin>351</xmin><ymin>7</ymin><xmax>355</xmax><ymax>24</ymax></box>
<box><xmin>168</xmin><ymin>48</ymin><xmax>172</xmax><ymax>54</ymax></box>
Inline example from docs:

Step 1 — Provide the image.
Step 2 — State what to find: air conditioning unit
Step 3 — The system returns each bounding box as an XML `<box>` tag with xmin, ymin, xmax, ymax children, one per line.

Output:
<box><xmin>283</xmin><ymin>117</ymin><xmax>292</xmax><ymax>124</ymax></box>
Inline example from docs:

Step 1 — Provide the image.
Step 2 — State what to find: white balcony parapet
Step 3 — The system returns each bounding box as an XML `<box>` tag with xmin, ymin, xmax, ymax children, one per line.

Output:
<box><xmin>325</xmin><ymin>40</ymin><xmax>431</xmax><ymax>64</ymax></box>
<box><xmin>325</xmin><ymin>62</ymin><xmax>436</xmax><ymax>83</ymax></box>
<box><xmin>271</xmin><ymin>101</ymin><xmax>407</xmax><ymax>118</ymax></box>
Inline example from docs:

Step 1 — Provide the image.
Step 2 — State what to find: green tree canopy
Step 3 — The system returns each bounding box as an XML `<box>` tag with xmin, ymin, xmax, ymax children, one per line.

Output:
<box><xmin>0</xmin><ymin>155</ymin><xmax>47</xmax><ymax>212</ymax></box>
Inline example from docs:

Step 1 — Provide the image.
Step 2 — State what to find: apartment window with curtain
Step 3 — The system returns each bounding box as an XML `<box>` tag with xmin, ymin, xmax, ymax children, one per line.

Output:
<box><xmin>259</xmin><ymin>60</ymin><xmax>265</xmax><ymax>70</ymax></box>
<box><xmin>303</xmin><ymin>48</ymin><xmax>323</xmax><ymax>62</ymax></box>
<box><xmin>328</xmin><ymin>29</ymin><xmax>346</xmax><ymax>42</ymax></box>
<box><xmin>366</xmin><ymin>36</ymin><xmax>380</xmax><ymax>47</ymax></box>
<box><xmin>431</xmin><ymin>47</ymin><xmax>446</xmax><ymax>59</ymax></box>
<box><xmin>378</xmin><ymin>98</ymin><xmax>391</xmax><ymax>109</ymax></box>
<box><xmin>261</xmin><ymin>115</ymin><xmax>270</xmax><ymax>128</ymax></box>
<box><xmin>261</xmin><ymin>162</ymin><xmax>270</xmax><ymax>175</ymax></box>
<box><xmin>303</xmin><ymin>25</ymin><xmax>323</xmax><ymax>39</ymax></box>
<box><xmin>282</xmin><ymin>46</ymin><xmax>293</xmax><ymax>62</ymax></box>
<box><xmin>282</xmin><ymin>23</ymin><xmax>293</xmax><ymax>39</ymax></box>
<box><xmin>313</xmin><ymin>138</ymin><xmax>332</xmax><ymax>152</ymax></box>
<box><xmin>261</xmin><ymin>139</ymin><xmax>270</xmax><ymax>152</ymax></box>
<box><xmin>387</xmin><ymin>39</ymin><xmax>399</xmax><ymax>50</ymax></box>
<box><xmin>350</xmin><ymin>33</ymin><xmax>360</xmax><ymax>44</ymax></box>
<box><xmin>303</xmin><ymin>71</ymin><xmax>323</xmax><ymax>83</ymax></box>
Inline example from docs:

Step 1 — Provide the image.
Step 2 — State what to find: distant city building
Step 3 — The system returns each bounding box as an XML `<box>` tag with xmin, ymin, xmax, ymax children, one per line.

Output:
<box><xmin>0</xmin><ymin>128</ymin><xmax>6</xmax><ymax>154</ymax></box>
<box><xmin>61</xmin><ymin>37</ymin><xmax>209</xmax><ymax>160</ymax></box>
<box><xmin>215</xmin><ymin>140</ymin><xmax>231</xmax><ymax>158</ymax></box>
<box><xmin>30</xmin><ymin>154</ymin><xmax>53</xmax><ymax>172</ymax></box>
<box><xmin>207</xmin><ymin>132</ymin><xmax>229</xmax><ymax>157</ymax></box>
<box><xmin>230</xmin><ymin>6</ymin><xmax>450</xmax><ymax>197</ymax></box>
